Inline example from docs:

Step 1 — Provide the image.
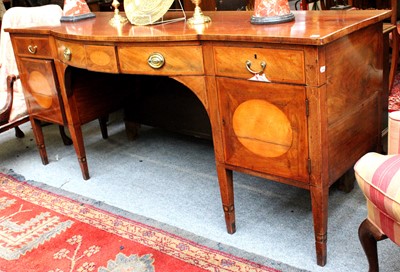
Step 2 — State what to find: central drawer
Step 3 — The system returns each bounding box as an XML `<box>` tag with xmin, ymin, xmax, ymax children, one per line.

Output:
<box><xmin>118</xmin><ymin>46</ymin><xmax>204</xmax><ymax>75</ymax></box>
<box><xmin>214</xmin><ymin>46</ymin><xmax>305</xmax><ymax>84</ymax></box>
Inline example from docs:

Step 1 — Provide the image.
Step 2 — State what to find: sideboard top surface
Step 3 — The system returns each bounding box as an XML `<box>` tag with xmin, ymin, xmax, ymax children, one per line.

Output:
<box><xmin>6</xmin><ymin>10</ymin><xmax>390</xmax><ymax>45</ymax></box>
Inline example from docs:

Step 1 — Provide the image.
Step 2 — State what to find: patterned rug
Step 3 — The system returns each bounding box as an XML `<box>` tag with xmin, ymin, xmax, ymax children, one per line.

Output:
<box><xmin>0</xmin><ymin>172</ymin><xmax>296</xmax><ymax>272</ymax></box>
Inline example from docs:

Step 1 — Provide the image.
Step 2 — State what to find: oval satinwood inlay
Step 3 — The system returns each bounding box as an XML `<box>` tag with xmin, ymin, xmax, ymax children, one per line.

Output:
<box><xmin>28</xmin><ymin>71</ymin><xmax>53</xmax><ymax>109</ymax></box>
<box><xmin>232</xmin><ymin>99</ymin><xmax>293</xmax><ymax>158</ymax></box>
<box><xmin>89</xmin><ymin>51</ymin><xmax>111</xmax><ymax>66</ymax></box>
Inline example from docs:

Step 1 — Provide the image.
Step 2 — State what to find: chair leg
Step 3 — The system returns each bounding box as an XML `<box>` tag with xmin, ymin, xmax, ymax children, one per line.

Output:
<box><xmin>358</xmin><ymin>219</ymin><xmax>388</xmax><ymax>272</ymax></box>
<box><xmin>336</xmin><ymin>168</ymin><xmax>355</xmax><ymax>193</ymax></box>
<box><xmin>58</xmin><ymin>125</ymin><xmax>73</xmax><ymax>145</ymax></box>
<box><xmin>389</xmin><ymin>29</ymin><xmax>399</xmax><ymax>91</ymax></box>
<box><xmin>99</xmin><ymin>116</ymin><xmax>108</xmax><ymax>139</ymax></box>
<box><xmin>14</xmin><ymin>126</ymin><xmax>24</xmax><ymax>138</ymax></box>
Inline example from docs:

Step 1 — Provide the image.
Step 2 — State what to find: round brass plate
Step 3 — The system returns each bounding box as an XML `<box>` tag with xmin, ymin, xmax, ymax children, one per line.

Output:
<box><xmin>233</xmin><ymin>99</ymin><xmax>293</xmax><ymax>158</ymax></box>
<box><xmin>124</xmin><ymin>0</ymin><xmax>175</xmax><ymax>25</ymax></box>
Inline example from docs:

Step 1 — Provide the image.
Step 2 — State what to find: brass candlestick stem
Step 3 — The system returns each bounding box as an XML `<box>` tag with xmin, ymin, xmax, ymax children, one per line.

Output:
<box><xmin>109</xmin><ymin>0</ymin><xmax>128</xmax><ymax>26</ymax></box>
<box><xmin>187</xmin><ymin>0</ymin><xmax>211</xmax><ymax>25</ymax></box>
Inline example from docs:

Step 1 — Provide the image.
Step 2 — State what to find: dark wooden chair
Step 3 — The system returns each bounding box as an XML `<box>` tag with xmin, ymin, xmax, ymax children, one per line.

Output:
<box><xmin>0</xmin><ymin>75</ymin><xmax>28</xmax><ymax>137</ymax></box>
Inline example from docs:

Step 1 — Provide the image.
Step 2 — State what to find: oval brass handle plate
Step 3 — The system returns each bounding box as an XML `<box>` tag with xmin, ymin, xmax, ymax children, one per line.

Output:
<box><xmin>245</xmin><ymin>60</ymin><xmax>266</xmax><ymax>74</ymax></box>
<box><xmin>148</xmin><ymin>53</ymin><xmax>165</xmax><ymax>69</ymax></box>
<box><xmin>28</xmin><ymin>45</ymin><xmax>37</xmax><ymax>54</ymax></box>
<box><xmin>63</xmin><ymin>47</ymin><xmax>71</xmax><ymax>61</ymax></box>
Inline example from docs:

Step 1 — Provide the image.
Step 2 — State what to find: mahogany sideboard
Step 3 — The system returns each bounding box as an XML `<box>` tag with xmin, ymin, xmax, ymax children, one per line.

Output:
<box><xmin>7</xmin><ymin>10</ymin><xmax>390</xmax><ymax>266</ymax></box>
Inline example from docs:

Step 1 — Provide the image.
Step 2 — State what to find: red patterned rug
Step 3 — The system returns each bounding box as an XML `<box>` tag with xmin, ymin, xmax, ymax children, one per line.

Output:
<box><xmin>389</xmin><ymin>72</ymin><xmax>400</xmax><ymax>112</ymax></box>
<box><xmin>0</xmin><ymin>173</ymin><xmax>288</xmax><ymax>272</ymax></box>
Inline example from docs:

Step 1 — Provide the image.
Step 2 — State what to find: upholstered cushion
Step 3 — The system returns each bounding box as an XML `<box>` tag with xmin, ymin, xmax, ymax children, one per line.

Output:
<box><xmin>355</xmin><ymin>152</ymin><xmax>400</xmax><ymax>245</ymax></box>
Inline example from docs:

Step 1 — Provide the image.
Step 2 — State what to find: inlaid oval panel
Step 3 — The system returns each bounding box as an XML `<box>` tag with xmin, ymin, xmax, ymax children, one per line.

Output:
<box><xmin>232</xmin><ymin>99</ymin><xmax>293</xmax><ymax>158</ymax></box>
<box><xmin>89</xmin><ymin>50</ymin><xmax>111</xmax><ymax>66</ymax></box>
<box><xmin>27</xmin><ymin>70</ymin><xmax>53</xmax><ymax>109</ymax></box>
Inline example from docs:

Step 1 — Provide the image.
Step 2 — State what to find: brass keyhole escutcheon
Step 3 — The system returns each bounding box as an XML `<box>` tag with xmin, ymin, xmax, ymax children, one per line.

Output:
<box><xmin>63</xmin><ymin>47</ymin><xmax>71</xmax><ymax>61</ymax></box>
<box><xmin>28</xmin><ymin>45</ymin><xmax>37</xmax><ymax>54</ymax></box>
<box><xmin>148</xmin><ymin>53</ymin><xmax>165</xmax><ymax>69</ymax></box>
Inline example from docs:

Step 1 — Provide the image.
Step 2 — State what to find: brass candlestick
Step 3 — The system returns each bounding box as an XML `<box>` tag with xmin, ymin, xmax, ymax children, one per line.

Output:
<box><xmin>187</xmin><ymin>0</ymin><xmax>211</xmax><ymax>25</ymax></box>
<box><xmin>109</xmin><ymin>0</ymin><xmax>128</xmax><ymax>26</ymax></box>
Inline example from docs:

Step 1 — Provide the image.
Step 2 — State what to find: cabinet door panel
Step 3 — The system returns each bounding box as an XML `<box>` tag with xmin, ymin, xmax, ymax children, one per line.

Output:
<box><xmin>19</xmin><ymin>58</ymin><xmax>64</xmax><ymax>124</ymax></box>
<box><xmin>217</xmin><ymin>78</ymin><xmax>309</xmax><ymax>182</ymax></box>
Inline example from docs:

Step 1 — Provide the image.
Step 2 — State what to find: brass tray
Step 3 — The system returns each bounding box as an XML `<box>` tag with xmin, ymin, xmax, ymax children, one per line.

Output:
<box><xmin>124</xmin><ymin>0</ymin><xmax>175</xmax><ymax>25</ymax></box>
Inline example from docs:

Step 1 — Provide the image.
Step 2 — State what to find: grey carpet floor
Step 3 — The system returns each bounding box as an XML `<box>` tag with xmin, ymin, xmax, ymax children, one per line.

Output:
<box><xmin>1</xmin><ymin>111</ymin><xmax>399</xmax><ymax>272</ymax></box>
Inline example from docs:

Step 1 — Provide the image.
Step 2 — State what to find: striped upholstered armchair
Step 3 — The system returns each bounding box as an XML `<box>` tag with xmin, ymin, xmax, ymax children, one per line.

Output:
<box><xmin>354</xmin><ymin>111</ymin><xmax>400</xmax><ymax>271</ymax></box>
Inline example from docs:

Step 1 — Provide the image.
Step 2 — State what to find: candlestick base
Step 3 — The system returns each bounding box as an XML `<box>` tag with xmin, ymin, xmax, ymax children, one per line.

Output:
<box><xmin>187</xmin><ymin>5</ymin><xmax>211</xmax><ymax>25</ymax></box>
<box><xmin>250</xmin><ymin>12</ymin><xmax>294</xmax><ymax>25</ymax></box>
<box><xmin>110</xmin><ymin>14</ymin><xmax>128</xmax><ymax>26</ymax></box>
<box><xmin>187</xmin><ymin>14</ymin><xmax>211</xmax><ymax>25</ymax></box>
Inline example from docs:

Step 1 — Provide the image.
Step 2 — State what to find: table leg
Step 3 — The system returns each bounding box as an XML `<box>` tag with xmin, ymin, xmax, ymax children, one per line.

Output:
<box><xmin>310</xmin><ymin>184</ymin><xmax>329</xmax><ymax>266</ymax></box>
<box><xmin>68</xmin><ymin>124</ymin><xmax>89</xmax><ymax>180</ymax></box>
<box><xmin>124</xmin><ymin>120</ymin><xmax>140</xmax><ymax>141</ymax></box>
<box><xmin>30</xmin><ymin>118</ymin><xmax>48</xmax><ymax>165</ymax></box>
<box><xmin>216</xmin><ymin>164</ymin><xmax>236</xmax><ymax>234</ymax></box>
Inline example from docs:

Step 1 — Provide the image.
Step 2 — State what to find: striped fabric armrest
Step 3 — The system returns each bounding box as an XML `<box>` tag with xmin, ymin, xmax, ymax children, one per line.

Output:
<box><xmin>354</xmin><ymin>152</ymin><xmax>400</xmax><ymax>245</ymax></box>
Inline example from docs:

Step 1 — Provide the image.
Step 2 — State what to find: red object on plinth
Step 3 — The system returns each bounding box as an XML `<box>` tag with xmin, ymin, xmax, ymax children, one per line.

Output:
<box><xmin>61</xmin><ymin>0</ymin><xmax>96</xmax><ymax>22</ymax></box>
<box><xmin>251</xmin><ymin>0</ymin><xmax>294</xmax><ymax>24</ymax></box>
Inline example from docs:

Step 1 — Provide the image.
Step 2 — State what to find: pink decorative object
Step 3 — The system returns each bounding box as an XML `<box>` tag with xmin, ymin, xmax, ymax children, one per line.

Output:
<box><xmin>251</xmin><ymin>0</ymin><xmax>294</xmax><ymax>24</ymax></box>
<box><xmin>61</xmin><ymin>0</ymin><xmax>95</xmax><ymax>22</ymax></box>
<box><xmin>254</xmin><ymin>0</ymin><xmax>291</xmax><ymax>17</ymax></box>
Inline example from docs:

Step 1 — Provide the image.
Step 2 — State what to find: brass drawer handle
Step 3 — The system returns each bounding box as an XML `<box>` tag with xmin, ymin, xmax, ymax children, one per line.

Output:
<box><xmin>148</xmin><ymin>52</ymin><xmax>165</xmax><ymax>69</ymax></box>
<box><xmin>63</xmin><ymin>47</ymin><xmax>71</xmax><ymax>61</ymax></box>
<box><xmin>28</xmin><ymin>45</ymin><xmax>37</xmax><ymax>54</ymax></box>
<box><xmin>245</xmin><ymin>60</ymin><xmax>266</xmax><ymax>74</ymax></box>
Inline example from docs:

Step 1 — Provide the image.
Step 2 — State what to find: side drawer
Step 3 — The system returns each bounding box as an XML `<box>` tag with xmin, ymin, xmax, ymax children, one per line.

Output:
<box><xmin>13</xmin><ymin>36</ymin><xmax>52</xmax><ymax>58</ymax></box>
<box><xmin>118</xmin><ymin>46</ymin><xmax>204</xmax><ymax>75</ymax></box>
<box><xmin>56</xmin><ymin>40</ymin><xmax>86</xmax><ymax>69</ymax></box>
<box><xmin>56</xmin><ymin>40</ymin><xmax>118</xmax><ymax>73</ymax></box>
<box><xmin>214</xmin><ymin>46</ymin><xmax>305</xmax><ymax>84</ymax></box>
